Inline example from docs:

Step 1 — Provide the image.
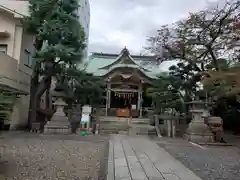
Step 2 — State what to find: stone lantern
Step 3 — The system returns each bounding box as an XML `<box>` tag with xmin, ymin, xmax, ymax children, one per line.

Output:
<box><xmin>44</xmin><ymin>90</ymin><xmax>71</xmax><ymax>134</ymax></box>
<box><xmin>184</xmin><ymin>100</ymin><xmax>214</xmax><ymax>143</ymax></box>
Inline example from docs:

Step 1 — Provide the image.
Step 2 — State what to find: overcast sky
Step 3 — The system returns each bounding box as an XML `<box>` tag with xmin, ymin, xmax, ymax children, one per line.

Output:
<box><xmin>88</xmin><ymin>0</ymin><xmax>219</xmax><ymax>55</ymax></box>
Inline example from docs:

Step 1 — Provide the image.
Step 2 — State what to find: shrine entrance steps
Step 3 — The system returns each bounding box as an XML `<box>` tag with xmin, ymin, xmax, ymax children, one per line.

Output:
<box><xmin>98</xmin><ymin>116</ymin><xmax>157</xmax><ymax>136</ymax></box>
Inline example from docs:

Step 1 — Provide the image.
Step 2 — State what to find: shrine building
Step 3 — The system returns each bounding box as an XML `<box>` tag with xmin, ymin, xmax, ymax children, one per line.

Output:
<box><xmin>85</xmin><ymin>47</ymin><xmax>166</xmax><ymax>118</ymax></box>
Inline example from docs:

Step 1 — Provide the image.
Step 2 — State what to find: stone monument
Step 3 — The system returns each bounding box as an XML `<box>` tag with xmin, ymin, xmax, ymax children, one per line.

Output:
<box><xmin>44</xmin><ymin>91</ymin><xmax>71</xmax><ymax>134</ymax></box>
<box><xmin>184</xmin><ymin>100</ymin><xmax>214</xmax><ymax>143</ymax></box>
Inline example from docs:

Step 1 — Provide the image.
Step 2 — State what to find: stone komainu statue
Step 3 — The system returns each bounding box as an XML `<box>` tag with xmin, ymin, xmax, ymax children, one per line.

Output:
<box><xmin>206</xmin><ymin>116</ymin><xmax>225</xmax><ymax>142</ymax></box>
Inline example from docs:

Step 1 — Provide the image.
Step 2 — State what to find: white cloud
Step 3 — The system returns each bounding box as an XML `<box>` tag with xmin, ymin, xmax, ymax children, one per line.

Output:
<box><xmin>88</xmin><ymin>0</ymin><xmax>220</xmax><ymax>54</ymax></box>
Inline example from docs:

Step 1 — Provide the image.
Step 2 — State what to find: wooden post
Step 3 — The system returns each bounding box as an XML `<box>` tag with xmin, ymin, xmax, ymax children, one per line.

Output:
<box><xmin>105</xmin><ymin>90</ymin><xmax>108</xmax><ymax>116</ymax></box>
<box><xmin>105</xmin><ymin>83</ymin><xmax>111</xmax><ymax>116</ymax></box>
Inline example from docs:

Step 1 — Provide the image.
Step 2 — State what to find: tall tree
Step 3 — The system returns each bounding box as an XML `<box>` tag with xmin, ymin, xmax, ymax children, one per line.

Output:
<box><xmin>146</xmin><ymin>0</ymin><xmax>239</xmax><ymax>71</ymax></box>
<box><xmin>24</xmin><ymin>0</ymin><xmax>85</xmax><ymax>127</ymax></box>
<box><xmin>146</xmin><ymin>0</ymin><xmax>240</xmax><ymax>103</ymax></box>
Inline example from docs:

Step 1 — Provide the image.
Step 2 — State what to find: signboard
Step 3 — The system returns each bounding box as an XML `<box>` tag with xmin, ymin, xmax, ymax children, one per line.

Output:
<box><xmin>82</xmin><ymin>105</ymin><xmax>92</xmax><ymax>114</ymax></box>
<box><xmin>81</xmin><ymin>105</ymin><xmax>92</xmax><ymax>123</ymax></box>
<box><xmin>81</xmin><ymin>113</ymin><xmax>90</xmax><ymax>123</ymax></box>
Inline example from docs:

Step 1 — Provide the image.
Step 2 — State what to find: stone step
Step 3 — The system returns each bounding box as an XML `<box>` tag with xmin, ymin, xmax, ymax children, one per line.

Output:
<box><xmin>98</xmin><ymin>116</ymin><xmax>152</xmax><ymax>135</ymax></box>
<box><xmin>99</xmin><ymin>117</ymin><xmax>150</xmax><ymax>124</ymax></box>
<box><xmin>99</xmin><ymin>125</ymin><xmax>128</xmax><ymax>130</ymax></box>
<box><xmin>99</xmin><ymin>129</ymin><xmax>129</xmax><ymax>135</ymax></box>
<box><xmin>99</xmin><ymin>126</ymin><xmax>129</xmax><ymax>131</ymax></box>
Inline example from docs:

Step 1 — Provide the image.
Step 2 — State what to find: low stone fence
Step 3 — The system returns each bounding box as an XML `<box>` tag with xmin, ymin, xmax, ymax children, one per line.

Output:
<box><xmin>153</xmin><ymin>114</ymin><xmax>189</xmax><ymax>137</ymax></box>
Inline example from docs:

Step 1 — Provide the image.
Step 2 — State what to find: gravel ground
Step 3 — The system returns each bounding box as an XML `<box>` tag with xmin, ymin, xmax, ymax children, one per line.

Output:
<box><xmin>156</xmin><ymin>138</ymin><xmax>240</xmax><ymax>180</ymax></box>
<box><xmin>0</xmin><ymin>133</ymin><xmax>109</xmax><ymax>180</ymax></box>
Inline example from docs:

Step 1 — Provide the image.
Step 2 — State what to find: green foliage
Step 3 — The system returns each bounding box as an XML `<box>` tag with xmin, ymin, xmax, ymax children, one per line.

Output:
<box><xmin>25</xmin><ymin>0</ymin><xmax>86</xmax><ymax>77</ymax></box>
<box><xmin>147</xmin><ymin>1</ymin><xmax>239</xmax><ymax>70</ymax></box>
<box><xmin>25</xmin><ymin>0</ymin><xmax>87</xmax><ymax>122</ymax></box>
<box><xmin>0</xmin><ymin>90</ymin><xmax>17</xmax><ymax>123</ymax></box>
<box><xmin>55</xmin><ymin>68</ymin><xmax>105</xmax><ymax>108</ymax></box>
<box><xmin>24</xmin><ymin>0</ymin><xmax>58</xmax><ymax>34</ymax></box>
<box><xmin>73</xmin><ymin>71</ymin><xmax>105</xmax><ymax>107</ymax></box>
<box><xmin>202</xmin><ymin>64</ymin><xmax>240</xmax><ymax>99</ymax></box>
<box><xmin>146</xmin><ymin>0</ymin><xmax>240</xmax><ymax>108</ymax></box>
<box><xmin>147</xmin><ymin>73</ymin><xmax>184</xmax><ymax>113</ymax></box>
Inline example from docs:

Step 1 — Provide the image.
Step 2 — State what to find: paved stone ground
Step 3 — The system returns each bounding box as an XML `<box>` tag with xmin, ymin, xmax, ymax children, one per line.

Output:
<box><xmin>156</xmin><ymin>138</ymin><xmax>240</xmax><ymax>180</ymax></box>
<box><xmin>0</xmin><ymin>133</ymin><xmax>109</xmax><ymax>180</ymax></box>
<box><xmin>108</xmin><ymin>135</ymin><xmax>202</xmax><ymax>180</ymax></box>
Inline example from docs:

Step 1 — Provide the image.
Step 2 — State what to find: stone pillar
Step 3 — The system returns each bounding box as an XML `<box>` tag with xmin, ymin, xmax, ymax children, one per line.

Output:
<box><xmin>185</xmin><ymin>100</ymin><xmax>214</xmax><ymax>143</ymax></box>
<box><xmin>172</xmin><ymin>120</ymin><xmax>176</xmax><ymax>138</ymax></box>
<box><xmin>105</xmin><ymin>91</ymin><xmax>108</xmax><ymax>116</ymax></box>
<box><xmin>167</xmin><ymin>120</ymin><xmax>171</xmax><ymax>137</ymax></box>
<box><xmin>105</xmin><ymin>83</ymin><xmax>111</xmax><ymax>116</ymax></box>
<box><xmin>107</xmin><ymin>83</ymin><xmax>111</xmax><ymax>108</ymax></box>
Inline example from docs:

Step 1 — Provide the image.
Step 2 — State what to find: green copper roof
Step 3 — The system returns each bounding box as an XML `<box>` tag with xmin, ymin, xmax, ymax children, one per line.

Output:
<box><xmin>85</xmin><ymin>48</ymin><xmax>175</xmax><ymax>78</ymax></box>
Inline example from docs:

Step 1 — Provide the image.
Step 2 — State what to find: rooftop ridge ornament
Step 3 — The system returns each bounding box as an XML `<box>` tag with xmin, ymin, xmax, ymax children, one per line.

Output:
<box><xmin>121</xmin><ymin>47</ymin><xmax>130</xmax><ymax>56</ymax></box>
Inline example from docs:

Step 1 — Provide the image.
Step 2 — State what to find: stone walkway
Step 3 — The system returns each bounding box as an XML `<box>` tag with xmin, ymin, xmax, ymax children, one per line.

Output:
<box><xmin>107</xmin><ymin>135</ymin><xmax>202</xmax><ymax>180</ymax></box>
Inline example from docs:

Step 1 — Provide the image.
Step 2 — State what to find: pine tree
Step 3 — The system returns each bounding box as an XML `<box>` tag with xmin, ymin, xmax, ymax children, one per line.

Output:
<box><xmin>24</xmin><ymin>0</ymin><xmax>86</xmax><ymax>127</ymax></box>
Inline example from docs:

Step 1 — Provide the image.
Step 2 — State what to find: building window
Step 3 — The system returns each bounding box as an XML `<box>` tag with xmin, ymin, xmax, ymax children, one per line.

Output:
<box><xmin>24</xmin><ymin>49</ymin><xmax>32</xmax><ymax>67</ymax></box>
<box><xmin>0</xmin><ymin>44</ymin><xmax>7</xmax><ymax>54</ymax></box>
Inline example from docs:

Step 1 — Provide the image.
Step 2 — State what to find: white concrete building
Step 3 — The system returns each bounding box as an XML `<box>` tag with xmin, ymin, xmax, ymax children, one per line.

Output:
<box><xmin>0</xmin><ymin>0</ymin><xmax>32</xmax><ymax>129</ymax></box>
<box><xmin>78</xmin><ymin>0</ymin><xmax>90</xmax><ymax>60</ymax></box>
<box><xmin>0</xmin><ymin>0</ymin><xmax>91</xmax><ymax>129</ymax></box>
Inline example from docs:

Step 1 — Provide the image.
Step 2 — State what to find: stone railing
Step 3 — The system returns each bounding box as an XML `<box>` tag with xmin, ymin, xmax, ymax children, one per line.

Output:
<box><xmin>153</xmin><ymin>113</ymin><xmax>189</xmax><ymax>138</ymax></box>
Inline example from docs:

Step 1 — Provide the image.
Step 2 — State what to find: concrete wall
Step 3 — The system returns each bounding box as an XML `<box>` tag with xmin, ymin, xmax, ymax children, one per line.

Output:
<box><xmin>0</xmin><ymin>53</ymin><xmax>31</xmax><ymax>129</ymax></box>
<box><xmin>0</xmin><ymin>0</ymin><xmax>91</xmax><ymax>128</ymax></box>
<box><xmin>0</xmin><ymin>1</ymin><xmax>33</xmax><ymax>129</ymax></box>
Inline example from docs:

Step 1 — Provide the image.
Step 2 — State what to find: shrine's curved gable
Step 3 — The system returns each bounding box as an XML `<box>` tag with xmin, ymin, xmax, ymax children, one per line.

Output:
<box><xmin>85</xmin><ymin>47</ymin><xmax>165</xmax><ymax>78</ymax></box>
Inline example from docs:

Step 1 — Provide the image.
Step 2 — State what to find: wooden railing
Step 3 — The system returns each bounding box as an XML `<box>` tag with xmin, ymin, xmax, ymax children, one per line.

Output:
<box><xmin>98</xmin><ymin>107</ymin><xmax>153</xmax><ymax>118</ymax></box>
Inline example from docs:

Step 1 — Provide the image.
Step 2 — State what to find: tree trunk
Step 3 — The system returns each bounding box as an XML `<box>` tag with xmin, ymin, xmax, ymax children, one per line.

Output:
<box><xmin>28</xmin><ymin>76</ymin><xmax>51</xmax><ymax>129</ymax></box>
<box><xmin>67</xmin><ymin>101</ymin><xmax>76</xmax><ymax>133</ymax></box>
<box><xmin>27</xmin><ymin>65</ymin><xmax>40</xmax><ymax>129</ymax></box>
<box><xmin>27</xmin><ymin>38</ymin><xmax>43</xmax><ymax>130</ymax></box>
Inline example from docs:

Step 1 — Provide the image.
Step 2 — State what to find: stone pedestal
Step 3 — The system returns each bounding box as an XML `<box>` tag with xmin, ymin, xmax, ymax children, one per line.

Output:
<box><xmin>185</xmin><ymin>101</ymin><xmax>214</xmax><ymax>143</ymax></box>
<box><xmin>44</xmin><ymin>97</ymin><xmax>71</xmax><ymax>134</ymax></box>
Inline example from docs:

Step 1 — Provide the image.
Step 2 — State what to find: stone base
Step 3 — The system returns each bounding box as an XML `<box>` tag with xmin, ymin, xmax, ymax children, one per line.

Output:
<box><xmin>44</xmin><ymin>126</ymin><xmax>71</xmax><ymax>134</ymax></box>
<box><xmin>44</xmin><ymin>120</ymin><xmax>71</xmax><ymax>134</ymax></box>
<box><xmin>44</xmin><ymin>110</ymin><xmax>71</xmax><ymax>134</ymax></box>
<box><xmin>184</xmin><ymin>121</ymin><xmax>214</xmax><ymax>143</ymax></box>
<box><xmin>184</xmin><ymin>133</ymin><xmax>214</xmax><ymax>143</ymax></box>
